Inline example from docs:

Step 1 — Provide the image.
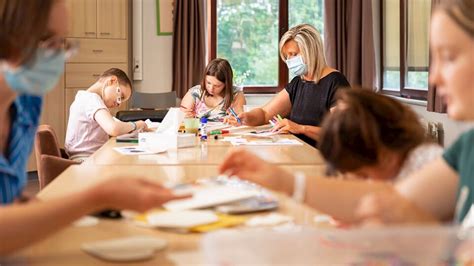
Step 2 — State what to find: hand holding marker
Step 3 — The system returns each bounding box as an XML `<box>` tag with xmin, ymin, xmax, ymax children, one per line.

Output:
<box><xmin>228</xmin><ymin>107</ymin><xmax>241</xmax><ymax>124</ymax></box>
<box><xmin>269</xmin><ymin>114</ymin><xmax>283</xmax><ymax>129</ymax></box>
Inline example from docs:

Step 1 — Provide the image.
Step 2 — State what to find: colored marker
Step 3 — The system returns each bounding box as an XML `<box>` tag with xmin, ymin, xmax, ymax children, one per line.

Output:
<box><xmin>229</xmin><ymin>107</ymin><xmax>241</xmax><ymax>124</ymax></box>
<box><xmin>209</xmin><ymin>129</ymin><xmax>229</xmax><ymax>135</ymax></box>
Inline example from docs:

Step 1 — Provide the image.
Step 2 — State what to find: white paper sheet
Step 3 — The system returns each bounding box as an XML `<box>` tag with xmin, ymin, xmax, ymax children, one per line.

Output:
<box><xmin>230</xmin><ymin>138</ymin><xmax>302</xmax><ymax>146</ymax></box>
<box><xmin>156</xmin><ymin>108</ymin><xmax>184</xmax><ymax>134</ymax></box>
<box><xmin>163</xmin><ymin>186</ymin><xmax>260</xmax><ymax>211</ymax></box>
<box><xmin>113</xmin><ymin>146</ymin><xmax>166</xmax><ymax>155</ymax></box>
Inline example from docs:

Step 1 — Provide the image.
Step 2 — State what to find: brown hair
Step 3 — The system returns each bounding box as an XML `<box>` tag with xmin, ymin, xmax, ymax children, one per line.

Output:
<box><xmin>0</xmin><ymin>0</ymin><xmax>54</xmax><ymax>64</ymax></box>
<box><xmin>318</xmin><ymin>88</ymin><xmax>426</xmax><ymax>174</ymax></box>
<box><xmin>100</xmin><ymin>68</ymin><xmax>133</xmax><ymax>92</ymax></box>
<box><xmin>440</xmin><ymin>0</ymin><xmax>474</xmax><ymax>37</ymax></box>
<box><xmin>200</xmin><ymin>58</ymin><xmax>234</xmax><ymax>110</ymax></box>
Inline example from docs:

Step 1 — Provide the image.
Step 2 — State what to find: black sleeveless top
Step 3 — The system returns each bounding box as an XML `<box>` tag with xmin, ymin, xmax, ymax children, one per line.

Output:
<box><xmin>285</xmin><ymin>72</ymin><xmax>350</xmax><ymax>147</ymax></box>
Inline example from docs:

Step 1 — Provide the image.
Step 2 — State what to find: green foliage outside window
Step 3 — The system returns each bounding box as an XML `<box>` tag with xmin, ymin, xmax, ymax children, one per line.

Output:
<box><xmin>217</xmin><ymin>0</ymin><xmax>324</xmax><ymax>87</ymax></box>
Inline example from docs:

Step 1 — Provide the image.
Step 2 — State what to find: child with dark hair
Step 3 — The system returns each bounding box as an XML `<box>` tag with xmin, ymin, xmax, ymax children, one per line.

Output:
<box><xmin>65</xmin><ymin>68</ymin><xmax>148</xmax><ymax>161</ymax></box>
<box><xmin>180</xmin><ymin>58</ymin><xmax>246</xmax><ymax>121</ymax></box>
<box><xmin>319</xmin><ymin>89</ymin><xmax>442</xmax><ymax>181</ymax></box>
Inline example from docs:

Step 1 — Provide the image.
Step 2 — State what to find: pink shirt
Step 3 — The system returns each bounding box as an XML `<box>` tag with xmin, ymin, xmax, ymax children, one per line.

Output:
<box><xmin>65</xmin><ymin>91</ymin><xmax>109</xmax><ymax>158</ymax></box>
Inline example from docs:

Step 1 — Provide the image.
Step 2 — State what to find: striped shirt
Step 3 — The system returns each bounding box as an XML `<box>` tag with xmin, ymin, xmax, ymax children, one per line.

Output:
<box><xmin>0</xmin><ymin>95</ymin><xmax>42</xmax><ymax>204</ymax></box>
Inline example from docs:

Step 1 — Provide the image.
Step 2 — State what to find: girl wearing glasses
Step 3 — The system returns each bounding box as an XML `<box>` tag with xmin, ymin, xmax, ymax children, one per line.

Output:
<box><xmin>65</xmin><ymin>68</ymin><xmax>148</xmax><ymax>161</ymax></box>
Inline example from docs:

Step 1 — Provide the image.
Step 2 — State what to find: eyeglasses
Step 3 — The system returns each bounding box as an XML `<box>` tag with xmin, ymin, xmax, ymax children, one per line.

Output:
<box><xmin>39</xmin><ymin>35</ymin><xmax>79</xmax><ymax>60</ymax></box>
<box><xmin>115</xmin><ymin>86</ymin><xmax>123</xmax><ymax>106</ymax></box>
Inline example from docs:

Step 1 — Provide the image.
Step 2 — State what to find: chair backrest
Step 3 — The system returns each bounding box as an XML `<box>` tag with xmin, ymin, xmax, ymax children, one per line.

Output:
<box><xmin>35</xmin><ymin>125</ymin><xmax>62</xmax><ymax>161</ymax></box>
<box><xmin>116</xmin><ymin>109</ymin><xmax>169</xmax><ymax>122</ymax></box>
<box><xmin>130</xmin><ymin>91</ymin><xmax>177</xmax><ymax>109</ymax></box>
<box><xmin>34</xmin><ymin>125</ymin><xmax>78</xmax><ymax>189</ymax></box>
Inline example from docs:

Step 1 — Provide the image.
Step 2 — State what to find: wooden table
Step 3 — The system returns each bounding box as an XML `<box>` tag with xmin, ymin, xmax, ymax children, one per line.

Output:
<box><xmin>89</xmin><ymin>135</ymin><xmax>325</xmax><ymax>166</ymax></box>
<box><xmin>7</xmin><ymin>134</ymin><xmax>328</xmax><ymax>265</ymax></box>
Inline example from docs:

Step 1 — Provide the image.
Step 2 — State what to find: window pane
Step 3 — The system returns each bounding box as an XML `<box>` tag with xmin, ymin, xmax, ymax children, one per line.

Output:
<box><xmin>383</xmin><ymin>70</ymin><xmax>400</xmax><ymax>91</ymax></box>
<box><xmin>383</xmin><ymin>0</ymin><xmax>400</xmax><ymax>90</ymax></box>
<box><xmin>406</xmin><ymin>0</ymin><xmax>431</xmax><ymax>90</ymax></box>
<box><xmin>288</xmin><ymin>0</ymin><xmax>324</xmax><ymax>81</ymax></box>
<box><xmin>407</xmin><ymin>71</ymin><xmax>429</xmax><ymax>89</ymax></box>
<box><xmin>217</xmin><ymin>0</ymin><xmax>279</xmax><ymax>86</ymax></box>
<box><xmin>289</xmin><ymin>0</ymin><xmax>324</xmax><ymax>34</ymax></box>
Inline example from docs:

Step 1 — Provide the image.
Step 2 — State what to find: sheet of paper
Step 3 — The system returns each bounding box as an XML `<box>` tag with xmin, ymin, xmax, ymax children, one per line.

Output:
<box><xmin>243</xmin><ymin>129</ymin><xmax>280</xmax><ymax>138</ymax></box>
<box><xmin>113</xmin><ymin>146</ymin><xmax>166</xmax><ymax>155</ymax></box>
<box><xmin>163</xmin><ymin>186</ymin><xmax>260</xmax><ymax>211</ymax></box>
<box><xmin>230</xmin><ymin>138</ymin><xmax>302</xmax><ymax>146</ymax></box>
<box><xmin>145</xmin><ymin>119</ymin><xmax>160</xmax><ymax>130</ymax></box>
<box><xmin>206</xmin><ymin>122</ymin><xmax>232</xmax><ymax>132</ymax></box>
<box><xmin>156</xmin><ymin>108</ymin><xmax>184</xmax><ymax>134</ymax></box>
<box><xmin>146</xmin><ymin>210</ymin><xmax>218</xmax><ymax>229</ymax></box>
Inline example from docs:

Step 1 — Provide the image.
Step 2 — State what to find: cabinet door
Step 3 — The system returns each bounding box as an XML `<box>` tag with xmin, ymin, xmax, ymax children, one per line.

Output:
<box><xmin>65</xmin><ymin>63</ymin><xmax>128</xmax><ymax>88</ymax></box>
<box><xmin>66</xmin><ymin>0</ymin><xmax>97</xmax><ymax>38</ymax></box>
<box><xmin>67</xmin><ymin>39</ymin><xmax>128</xmax><ymax>63</ymax></box>
<box><xmin>97</xmin><ymin>0</ymin><xmax>128</xmax><ymax>39</ymax></box>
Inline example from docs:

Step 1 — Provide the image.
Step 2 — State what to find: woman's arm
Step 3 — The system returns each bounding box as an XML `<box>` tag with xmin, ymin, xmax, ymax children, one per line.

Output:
<box><xmin>0</xmin><ymin>178</ymin><xmax>188</xmax><ymax>255</ymax></box>
<box><xmin>94</xmin><ymin>109</ymin><xmax>147</xmax><ymax>136</ymax></box>
<box><xmin>272</xmin><ymin>120</ymin><xmax>321</xmax><ymax>141</ymax></box>
<box><xmin>231</xmin><ymin>90</ymin><xmax>292</xmax><ymax>126</ymax></box>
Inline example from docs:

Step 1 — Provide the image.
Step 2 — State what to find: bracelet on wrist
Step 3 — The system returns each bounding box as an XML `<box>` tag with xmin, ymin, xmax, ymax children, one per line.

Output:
<box><xmin>129</xmin><ymin>121</ymin><xmax>137</xmax><ymax>133</ymax></box>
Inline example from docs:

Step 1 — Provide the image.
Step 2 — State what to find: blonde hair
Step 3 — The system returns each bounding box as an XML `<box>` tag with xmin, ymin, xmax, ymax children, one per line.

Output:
<box><xmin>441</xmin><ymin>0</ymin><xmax>474</xmax><ymax>37</ymax></box>
<box><xmin>279</xmin><ymin>24</ymin><xmax>327</xmax><ymax>83</ymax></box>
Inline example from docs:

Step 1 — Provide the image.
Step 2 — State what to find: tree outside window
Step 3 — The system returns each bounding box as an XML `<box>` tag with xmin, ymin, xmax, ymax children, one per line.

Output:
<box><xmin>211</xmin><ymin>0</ymin><xmax>324</xmax><ymax>93</ymax></box>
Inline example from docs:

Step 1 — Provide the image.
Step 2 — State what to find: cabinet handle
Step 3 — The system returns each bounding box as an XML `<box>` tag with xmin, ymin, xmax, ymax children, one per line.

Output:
<box><xmin>92</xmin><ymin>74</ymin><xmax>101</xmax><ymax>77</ymax></box>
<box><xmin>92</xmin><ymin>49</ymin><xmax>103</xmax><ymax>53</ymax></box>
<box><xmin>100</xmin><ymin>32</ymin><xmax>111</xmax><ymax>36</ymax></box>
<box><xmin>85</xmin><ymin>31</ymin><xmax>96</xmax><ymax>35</ymax></box>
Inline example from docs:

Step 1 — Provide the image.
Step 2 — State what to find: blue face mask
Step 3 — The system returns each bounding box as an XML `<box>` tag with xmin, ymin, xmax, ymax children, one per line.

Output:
<box><xmin>286</xmin><ymin>55</ymin><xmax>307</xmax><ymax>76</ymax></box>
<box><xmin>2</xmin><ymin>47</ymin><xmax>65</xmax><ymax>96</ymax></box>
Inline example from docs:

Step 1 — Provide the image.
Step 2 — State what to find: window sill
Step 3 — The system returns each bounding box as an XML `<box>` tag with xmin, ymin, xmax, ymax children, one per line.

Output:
<box><xmin>387</xmin><ymin>95</ymin><xmax>427</xmax><ymax>107</ymax></box>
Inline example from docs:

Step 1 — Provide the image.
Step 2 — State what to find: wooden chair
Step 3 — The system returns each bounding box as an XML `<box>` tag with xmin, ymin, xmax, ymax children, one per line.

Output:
<box><xmin>34</xmin><ymin>125</ymin><xmax>79</xmax><ymax>190</ymax></box>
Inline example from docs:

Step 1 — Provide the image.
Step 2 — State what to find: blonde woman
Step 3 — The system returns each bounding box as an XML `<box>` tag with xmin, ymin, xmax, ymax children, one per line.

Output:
<box><xmin>227</xmin><ymin>24</ymin><xmax>350</xmax><ymax>146</ymax></box>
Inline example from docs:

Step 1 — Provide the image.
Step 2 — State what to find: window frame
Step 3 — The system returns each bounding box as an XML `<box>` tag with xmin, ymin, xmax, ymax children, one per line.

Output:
<box><xmin>208</xmin><ymin>0</ymin><xmax>289</xmax><ymax>94</ymax></box>
<box><xmin>380</xmin><ymin>0</ymin><xmax>429</xmax><ymax>100</ymax></box>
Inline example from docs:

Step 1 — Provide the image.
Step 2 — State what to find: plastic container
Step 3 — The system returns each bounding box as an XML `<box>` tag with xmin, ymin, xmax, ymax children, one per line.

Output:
<box><xmin>200</xmin><ymin>117</ymin><xmax>208</xmax><ymax>141</ymax></box>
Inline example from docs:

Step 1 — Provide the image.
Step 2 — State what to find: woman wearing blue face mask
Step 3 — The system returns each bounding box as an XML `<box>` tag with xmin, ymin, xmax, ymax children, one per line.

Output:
<box><xmin>0</xmin><ymin>0</ymin><xmax>187</xmax><ymax>255</ymax></box>
<box><xmin>226</xmin><ymin>24</ymin><xmax>350</xmax><ymax>147</ymax></box>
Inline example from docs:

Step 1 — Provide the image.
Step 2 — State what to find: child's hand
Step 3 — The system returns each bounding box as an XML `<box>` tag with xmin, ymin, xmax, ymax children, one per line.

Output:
<box><xmin>135</xmin><ymin>120</ymin><xmax>148</xmax><ymax>131</ymax></box>
<box><xmin>90</xmin><ymin>178</ymin><xmax>191</xmax><ymax>213</ymax></box>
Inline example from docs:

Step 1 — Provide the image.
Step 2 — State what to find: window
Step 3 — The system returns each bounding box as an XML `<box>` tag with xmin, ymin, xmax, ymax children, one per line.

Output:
<box><xmin>381</xmin><ymin>0</ymin><xmax>431</xmax><ymax>100</ymax></box>
<box><xmin>209</xmin><ymin>0</ymin><xmax>324</xmax><ymax>93</ymax></box>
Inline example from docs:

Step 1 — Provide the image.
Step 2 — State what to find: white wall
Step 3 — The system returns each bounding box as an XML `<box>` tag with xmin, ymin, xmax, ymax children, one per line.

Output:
<box><xmin>410</xmin><ymin>104</ymin><xmax>473</xmax><ymax>147</ymax></box>
<box><xmin>245</xmin><ymin>94</ymin><xmax>472</xmax><ymax>147</ymax></box>
<box><xmin>133</xmin><ymin>0</ymin><xmax>173</xmax><ymax>93</ymax></box>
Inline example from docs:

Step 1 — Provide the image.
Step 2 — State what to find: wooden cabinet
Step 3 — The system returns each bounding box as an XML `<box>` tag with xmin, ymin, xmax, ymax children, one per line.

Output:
<box><xmin>97</xmin><ymin>0</ymin><xmax>128</xmax><ymax>39</ymax></box>
<box><xmin>65</xmin><ymin>63</ymin><xmax>128</xmax><ymax>88</ymax></box>
<box><xmin>66</xmin><ymin>0</ymin><xmax>127</xmax><ymax>39</ymax></box>
<box><xmin>66</xmin><ymin>0</ymin><xmax>97</xmax><ymax>38</ymax></box>
<box><xmin>67</xmin><ymin>39</ymin><xmax>128</xmax><ymax>63</ymax></box>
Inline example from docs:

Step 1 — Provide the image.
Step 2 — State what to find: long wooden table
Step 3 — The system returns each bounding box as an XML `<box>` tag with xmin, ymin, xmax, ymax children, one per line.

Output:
<box><xmin>88</xmin><ymin>135</ymin><xmax>325</xmax><ymax>166</ymax></box>
<box><xmin>7</xmin><ymin>134</ymin><xmax>328</xmax><ymax>265</ymax></box>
